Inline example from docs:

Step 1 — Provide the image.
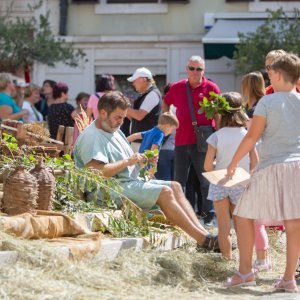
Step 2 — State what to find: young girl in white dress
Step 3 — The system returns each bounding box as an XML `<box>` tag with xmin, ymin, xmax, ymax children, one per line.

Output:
<box><xmin>204</xmin><ymin>92</ymin><xmax>258</xmax><ymax>260</ymax></box>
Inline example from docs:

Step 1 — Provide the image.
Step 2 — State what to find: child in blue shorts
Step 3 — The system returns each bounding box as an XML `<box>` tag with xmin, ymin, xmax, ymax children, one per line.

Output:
<box><xmin>204</xmin><ymin>92</ymin><xmax>258</xmax><ymax>260</ymax></box>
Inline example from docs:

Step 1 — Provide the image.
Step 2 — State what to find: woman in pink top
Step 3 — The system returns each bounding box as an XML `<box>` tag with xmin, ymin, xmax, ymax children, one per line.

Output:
<box><xmin>86</xmin><ymin>74</ymin><xmax>116</xmax><ymax>120</ymax></box>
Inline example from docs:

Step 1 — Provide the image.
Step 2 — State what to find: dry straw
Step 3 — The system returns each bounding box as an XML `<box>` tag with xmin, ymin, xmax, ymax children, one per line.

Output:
<box><xmin>0</xmin><ymin>228</ymin><xmax>287</xmax><ymax>299</ymax></box>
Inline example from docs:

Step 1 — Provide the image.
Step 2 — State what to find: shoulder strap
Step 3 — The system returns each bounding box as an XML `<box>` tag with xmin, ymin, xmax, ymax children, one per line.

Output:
<box><xmin>95</xmin><ymin>93</ymin><xmax>101</xmax><ymax>100</ymax></box>
<box><xmin>161</xmin><ymin>133</ymin><xmax>171</xmax><ymax>146</ymax></box>
<box><xmin>185</xmin><ymin>81</ymin><xmax>198</xmax><ymax>131</ymax></box>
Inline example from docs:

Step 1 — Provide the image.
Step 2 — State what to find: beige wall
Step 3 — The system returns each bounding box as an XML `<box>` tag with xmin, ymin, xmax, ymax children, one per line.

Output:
<box><xmin>67</xmin><ymin>0</ymin><xmax>248</xmax><ymax>36</ymax></box>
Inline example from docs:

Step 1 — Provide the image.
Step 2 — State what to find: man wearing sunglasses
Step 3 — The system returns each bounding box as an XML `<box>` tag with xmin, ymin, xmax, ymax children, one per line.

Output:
<box><xmin>163</xmin><ymin>55</ymin><xmax>220</xmax><ymax>226</ymax></box>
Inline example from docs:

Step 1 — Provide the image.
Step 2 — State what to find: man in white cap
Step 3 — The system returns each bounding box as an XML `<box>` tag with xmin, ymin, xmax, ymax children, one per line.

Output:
<box><xmin>126</xmin><ymin>67</ymin><xmax>162</xmax><ymax>152</ymax></box>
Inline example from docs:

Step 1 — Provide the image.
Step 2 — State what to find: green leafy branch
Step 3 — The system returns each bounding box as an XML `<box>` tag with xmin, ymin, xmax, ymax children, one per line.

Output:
<box><xmin>139</xmin><ymin>149</ymin><xmax>159</xmax><ymax>181</ymax></box>
<box><xmin>198</xmin><ymin>91</ymin><xmax>231</xmax><ymax>119</ymax></box>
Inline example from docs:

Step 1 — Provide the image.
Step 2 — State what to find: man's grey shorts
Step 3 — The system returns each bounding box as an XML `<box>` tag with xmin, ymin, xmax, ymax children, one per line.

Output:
<box><xmin>119</xmin><ymin>179</ymin><xmax>172</xmax><ymax>209</ymax></box>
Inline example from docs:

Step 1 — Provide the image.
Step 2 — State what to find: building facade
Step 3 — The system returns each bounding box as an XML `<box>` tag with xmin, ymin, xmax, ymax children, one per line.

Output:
<box><xmin>1</xmin><ymin>0</ymin><xmax>299</xmax><ymax>100</ymax></box>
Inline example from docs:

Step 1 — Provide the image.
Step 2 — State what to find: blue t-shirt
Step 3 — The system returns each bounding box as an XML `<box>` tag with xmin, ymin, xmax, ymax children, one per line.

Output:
<box><xmin>0</xmin><ymin>92</ymin><xmax>22</xmax><ymax>121</ymax></box>
<box><xmin>139</xmin><ymin>127</ymin><xmax>165</xmax><ymax>153</ymax></box>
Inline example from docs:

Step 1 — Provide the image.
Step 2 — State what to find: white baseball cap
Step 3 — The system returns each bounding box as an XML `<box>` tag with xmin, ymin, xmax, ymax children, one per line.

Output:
<box><xmin>127</xmin><ymin>67</ymin><xmax>153</xmax><ymax>82</ymax></box>
<box><xmin>16</xmin><ymin>80</ymin><xmax>29</xmax><ymax>87</ymax></box>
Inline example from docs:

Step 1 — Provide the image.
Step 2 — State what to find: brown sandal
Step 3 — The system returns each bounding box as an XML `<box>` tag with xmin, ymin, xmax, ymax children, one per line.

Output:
<box><xmin>196</xmin><ymin>234</ymin><xmax>220</xmax><ymax>252</ymax></box>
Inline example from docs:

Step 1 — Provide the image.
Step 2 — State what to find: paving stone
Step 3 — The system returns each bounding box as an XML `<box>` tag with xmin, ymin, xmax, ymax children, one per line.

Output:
<box><xmin>117</xmin><ymin>238</ymin><xmax>145</xmax><ymax>251</ymax></box>
<box><xmin>97</xmin><ymin>239</ymin><xmax>123</xmax><ymax>261</ymax></box>
<box><xmin>154</xmin><ymin>233</ymin><xmax>189</xmax><ymax>251</ymax></box>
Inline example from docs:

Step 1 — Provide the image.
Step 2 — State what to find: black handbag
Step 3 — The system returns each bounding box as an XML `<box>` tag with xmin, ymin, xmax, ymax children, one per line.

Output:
<box><xmin>186</xmin><ymin>81</ymin><xmax>214</xmax><ymax>152</ymax></box>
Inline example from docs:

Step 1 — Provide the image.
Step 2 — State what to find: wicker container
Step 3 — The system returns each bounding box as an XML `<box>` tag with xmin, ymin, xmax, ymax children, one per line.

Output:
<box><xmin>2</xmin><ymin>166</ymin><xmax>38</xmax><ymax>215</ymax></box>
<box><xmin>30</xmin><ymin>159</ymin><xmax>56</xmax><ymax>211</ymax></box>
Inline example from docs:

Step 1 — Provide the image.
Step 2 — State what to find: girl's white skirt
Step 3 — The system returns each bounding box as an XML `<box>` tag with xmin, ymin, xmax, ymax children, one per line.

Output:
<box><xmin>234</xmin><ymin>160</ymin><xmax>300</xmax><ymax>225</ymax></box>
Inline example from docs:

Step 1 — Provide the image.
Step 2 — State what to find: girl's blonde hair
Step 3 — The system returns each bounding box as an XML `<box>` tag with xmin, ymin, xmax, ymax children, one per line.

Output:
<box><xmin>220</xmin><ymin>92</ymin><xmax>248</xmax><ymax>128</ymax></box>
<box><xmin>266</xmin><ymin>49</ymin><xmax>287</xmax><ymax>62</ymax></box>
<box><xmin>271</xmin><ymin>53</ymin><xmax>300</xmax><ymax>84</ymax></box>
<box><xmin>241</xmin><ymin>71</ymin><xmax>265</xmax><ymax>106</ymax></box>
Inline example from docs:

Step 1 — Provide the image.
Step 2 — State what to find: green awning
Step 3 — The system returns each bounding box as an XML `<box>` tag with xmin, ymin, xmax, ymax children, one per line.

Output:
<box><xmin>203</xmin><ymin>19</ymin><xmax>264</xmax><ymax>60</ymax></box>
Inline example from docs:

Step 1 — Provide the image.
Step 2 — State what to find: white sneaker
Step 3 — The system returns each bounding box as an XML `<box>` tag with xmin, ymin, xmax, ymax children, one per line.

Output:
<box><xmin>253</xmin><ymin>259</ymin><xmax>272</xmax><ymax>272</ymax></box>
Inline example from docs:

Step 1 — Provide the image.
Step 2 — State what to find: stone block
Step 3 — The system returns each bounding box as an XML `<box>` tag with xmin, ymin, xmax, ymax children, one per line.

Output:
<box><xmin>97</xmin><ymin>239</ymin><xmax>123</xmax><ymax>261</ymax></box>
<box><xmin>117</xmin><ymin>238</ymin><xmax>145</xmax><ymax>251</ymax></box>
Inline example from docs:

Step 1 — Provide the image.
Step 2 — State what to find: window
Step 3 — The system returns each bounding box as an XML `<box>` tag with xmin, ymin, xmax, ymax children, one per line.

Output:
<box><xmin>226</xmin><ymin>0</ymin><xmax>253</xmax><ymax>2</ymax></box>
<box><xmin>107</xmin><ymin>0</ymin><xmax>157</xmax><ymax>3</ymax></box>
<box><xmin>248</xmin><ymin>0</ymin><xmax>300</xmax><ymax>11</ymax></box>
<box><xmin>95</xmin><ymin>0</ymin><xmax>168</xmax><ymax>14</ymax></box>
<box><xmin>107</xmin><ymin>0</ymin><xmax>188</xmax><ymax>2</ymax></box>
<box><xmin>73</xmin><ymin>0</ymin><xmax>99</xmax><ymax>3</ymax></box>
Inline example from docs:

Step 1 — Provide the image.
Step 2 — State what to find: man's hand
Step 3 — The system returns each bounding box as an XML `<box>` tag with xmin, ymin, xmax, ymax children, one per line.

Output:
<box><xmin>148</xmin><ymin>155</ymin><xmax>158</xmax><ymax>165</ymax></box>
<box><xmin>127</xmin><ymin>152</ymin><xmax>146</xmax><ymax>166</ymax></box>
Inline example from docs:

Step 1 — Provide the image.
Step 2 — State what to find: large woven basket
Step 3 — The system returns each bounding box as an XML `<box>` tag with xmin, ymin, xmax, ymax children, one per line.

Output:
<box><xmin>2</xmin><ymin>166</ymin><xmax>38</xmax><ymax>215</ymax></box>
<box><xmin>30</xmin><ymin>159</ymin><xmax>56</xmax><ymax>211</ymax></box>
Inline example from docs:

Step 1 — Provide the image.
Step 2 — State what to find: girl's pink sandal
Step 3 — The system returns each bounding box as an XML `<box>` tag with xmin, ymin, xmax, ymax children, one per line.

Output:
<box><xmin>224</xmin><ymin>270</ymin><xmax>256</xmax><ymax>287</ymax></box>
<box><xmin>274</xmin><ymin>278</ymin><xmax>298</xmax><ymax>293</ymax></box>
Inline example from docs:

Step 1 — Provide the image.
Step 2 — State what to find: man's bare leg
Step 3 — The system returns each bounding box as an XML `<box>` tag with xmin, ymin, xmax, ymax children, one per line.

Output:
<box><xmin>170</xmin><ymin>181</ymin><xmax>206</xmax><ymax>230</ymax></box>
<box><xmin>156</xmin><ymin>186</ymin><xmax>208</xmax><ymax>245</ymax></box>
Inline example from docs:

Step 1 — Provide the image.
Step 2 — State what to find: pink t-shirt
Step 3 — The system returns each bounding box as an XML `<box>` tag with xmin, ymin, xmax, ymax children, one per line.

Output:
<box><xmin>164</xmin><ymin>77</ymin><xmax>220</xmax><ymax>146</ymax></box>
<box><xmin>87</xmin><ymin>92</ymin><xmax>104</xmax><ymax>120</ymax></box>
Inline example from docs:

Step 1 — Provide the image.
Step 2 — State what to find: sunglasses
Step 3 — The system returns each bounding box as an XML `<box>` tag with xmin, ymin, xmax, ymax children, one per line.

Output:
<box><xmin>187</xmin><ymin>66</ymin><xmax>203</xmax><ymax>72</ymax></box>
<box><xmin>265</xmin><ymin>64</ymin><xmax>271</xmax><ymax>71</ymax></box>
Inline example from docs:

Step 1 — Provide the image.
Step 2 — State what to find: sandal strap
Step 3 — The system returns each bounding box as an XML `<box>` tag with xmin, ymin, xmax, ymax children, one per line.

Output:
<box><xmin>275</xmin><ymin>277</ymin><xmax>296</xmax><ymax>288</ymax></box>
<box><xmin>235</xmin><ymin>270</ymin><xmax>255</xmax><ymax>283</ymax></box>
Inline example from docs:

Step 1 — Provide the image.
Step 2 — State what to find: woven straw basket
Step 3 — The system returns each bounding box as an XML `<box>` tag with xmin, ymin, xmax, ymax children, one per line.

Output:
<box><xmin>30</xmin><ymin>159</ymin><xmax>56</xmax><ymax>211</ymax></box>
<box><xmin>2</xmin><ymin>166</ymin><xmax>38</xmax><ymax>215</ymax></box>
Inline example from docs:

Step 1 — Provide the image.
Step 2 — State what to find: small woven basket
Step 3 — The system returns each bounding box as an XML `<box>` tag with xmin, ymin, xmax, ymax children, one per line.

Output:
<box><xmin>2</xmin><ymin>166</ymin><xmax>38</xmax><ymax>215</ymax></box>
<box><xmin>30</xmin><ymin>159</ymin><xmax>56</xmax><ymax>211</ymax></box>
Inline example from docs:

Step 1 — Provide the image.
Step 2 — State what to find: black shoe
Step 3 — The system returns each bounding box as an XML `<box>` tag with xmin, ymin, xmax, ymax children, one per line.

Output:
<box><xmin>203</xmin><ymin>214</ymin><xmax>215</xmax><ymax>227</ymax></box>
<box><xmin>196</xmin><ymin>234</ymin><xmax>220</xmax><ymax>252</ymax></box>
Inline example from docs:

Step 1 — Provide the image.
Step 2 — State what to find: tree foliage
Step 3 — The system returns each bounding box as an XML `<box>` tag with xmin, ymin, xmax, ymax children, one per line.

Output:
<box><xmin>0</xmin><ymin>1</ymin><xmax>86</xmax><ymax>74</ymax></box>
<box><xmin>234</xmin><ymin>8</ymin><xmax>300</xmax><ymax>75</ymax></box>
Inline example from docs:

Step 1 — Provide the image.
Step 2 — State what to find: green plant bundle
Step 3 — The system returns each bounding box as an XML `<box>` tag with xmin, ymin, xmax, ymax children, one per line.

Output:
<box><xmin>198</xmin><ymin>91</ymin><xmax>231</xmax><ymax>119</ymax></box>
<box><xmin>139</xmin><ymin>149</ymin><xmax>159</xmax><ymax>181</ymax></box>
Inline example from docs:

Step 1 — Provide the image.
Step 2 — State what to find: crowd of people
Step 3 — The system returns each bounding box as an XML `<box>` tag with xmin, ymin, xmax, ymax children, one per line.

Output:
<box><xmin>0</xmin><ymin>49</ymin><xmax>300</xmax><ymax>293</ymax></box>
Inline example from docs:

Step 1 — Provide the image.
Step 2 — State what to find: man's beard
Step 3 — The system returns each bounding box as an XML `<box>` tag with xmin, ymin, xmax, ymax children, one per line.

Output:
<box><xmin>100</xmin><ymin>118</ymin><xmax>120</xmax><ymax>133</ymax></box>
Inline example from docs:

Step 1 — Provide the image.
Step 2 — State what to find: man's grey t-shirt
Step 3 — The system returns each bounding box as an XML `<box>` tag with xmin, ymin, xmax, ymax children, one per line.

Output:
<box><xmin>74</xmin><ymin>122</ymin><xmax>139</xmax><ymax>181</ymax></box>
<box><xmin>254</xmin><ymin>91</ymin><xmax>300</xmax><ymax>170</ymax></box>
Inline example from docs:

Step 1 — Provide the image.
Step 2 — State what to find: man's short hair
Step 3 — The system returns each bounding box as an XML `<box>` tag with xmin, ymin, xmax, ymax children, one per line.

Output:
<box><xmin>271</xmin><ymin>53</ymin><xmax>300</xmax><ymax>84</ymax></box>
<box><xmin>187</xmin><ymin>55</ymin><xmax>205</xmax><ymax>68</ymax></box>
<box><xmin>98</xmin><ymin>91</ymin><xmax>131</xmax><ymax>115</ymax></box>
<box><xmin>158</xmin><ymin>112</ymin><xmax>179</xmax><ymax>128</ymax></box>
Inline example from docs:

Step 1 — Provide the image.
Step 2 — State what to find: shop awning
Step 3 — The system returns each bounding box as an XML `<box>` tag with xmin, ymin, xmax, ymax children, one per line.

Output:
<box><xmin>203</xmin><ymin>19</ymin><xmax>265</xmax><ymax>60</ymax></box>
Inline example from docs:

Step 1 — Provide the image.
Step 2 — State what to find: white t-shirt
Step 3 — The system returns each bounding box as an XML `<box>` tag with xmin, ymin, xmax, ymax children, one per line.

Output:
<box><xmin>206</xmin><ymin>127</ymin><xmax>249</xmax><ymax>172</ymax></box>
<box><xmin>139</xmin><ymin>90</ymin><xmax>160</xmax><ymax>113</ymax></box>
<box><xmin>22</xmin><ymin>100</ymin><xmax>43</xmax><ymax>122</ymax></box>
